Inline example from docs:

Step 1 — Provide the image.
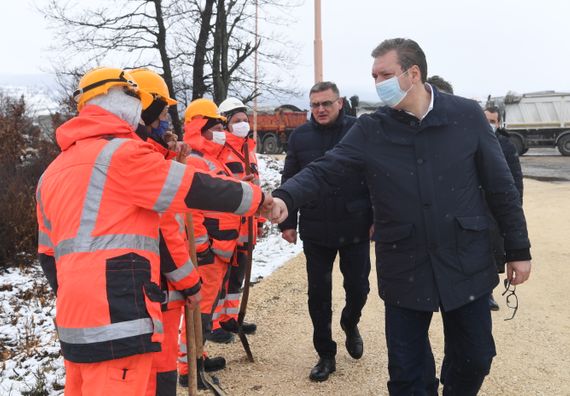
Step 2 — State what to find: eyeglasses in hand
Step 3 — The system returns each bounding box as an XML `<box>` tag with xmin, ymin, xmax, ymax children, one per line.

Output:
<box><xmin>501</xmin><ymin>279</ymin><xmax>518</xmax><ymax>321</ymax></box>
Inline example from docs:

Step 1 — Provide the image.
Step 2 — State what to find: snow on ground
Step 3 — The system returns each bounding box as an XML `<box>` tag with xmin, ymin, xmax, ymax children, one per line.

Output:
<box><xmin>0</xmin><ymin>154</ymin><xmax>300</xmax><ymax>395</ymax></box>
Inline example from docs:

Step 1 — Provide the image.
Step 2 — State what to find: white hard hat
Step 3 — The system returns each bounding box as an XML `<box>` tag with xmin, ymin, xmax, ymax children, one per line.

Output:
<box><xmin>218</xmin><ymin>97</ymin><xmax>248</xmax><ymax>117</ymax></box>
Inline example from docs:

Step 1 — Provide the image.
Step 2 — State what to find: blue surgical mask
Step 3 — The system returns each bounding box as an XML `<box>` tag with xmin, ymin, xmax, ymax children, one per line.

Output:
<box><xmin>375</xmin><ymin>70</ymin><xmax>412</xmax><ymax>107</ymax></box>
<box><xmin>151</xmin><ymin>120</ymin><xmax>170</xmax><ymax>137</ymax></box>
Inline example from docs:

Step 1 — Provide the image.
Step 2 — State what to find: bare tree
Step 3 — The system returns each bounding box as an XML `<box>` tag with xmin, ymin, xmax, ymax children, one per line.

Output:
<box><xmin>41</xmin><ymin>0</ymin><xmax>303</xmax><ymax>122</ymax></box>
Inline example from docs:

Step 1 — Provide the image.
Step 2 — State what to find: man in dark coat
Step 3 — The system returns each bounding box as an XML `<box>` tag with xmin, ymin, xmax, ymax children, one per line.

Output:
<box><xmin>270</xmin><ymin>38</ymin><xmax>531</xmax><ymax>395</ymax></box>
<box><xmin>484</xmin><ymin>105</ymin><xmax>524</xmax><ymax>310</ymax></box>
<box><xmin>280</xmin><ymin>81</ymin><xmax>373</xmax><ymax>382</ymax></box>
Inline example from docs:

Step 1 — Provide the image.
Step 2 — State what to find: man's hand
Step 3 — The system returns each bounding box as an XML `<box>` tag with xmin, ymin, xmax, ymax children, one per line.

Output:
<box><xmin>258</xmin><ymin>193</ymin><xmax>274</xmax><ymax>217</ymax></box>
<box><xmin>242</xmin><ymin>174</ymin><xmax>255</xmax><ymax>182</ymax></box>
<box><xmin>281</xmin><ymin>229</ymin><xmax>297</xmax><ymax>244</ymax></box>
<box><xmin>186</xmin><ymin>292</ymin><xmax>202</xmax><ymax>309</ymax></box>
<box><xmin>506</xmin><ymin>260</ymin><xmax>531</xmax><ymax>285</ymax></box>
<box><xmin>174</xmin><ymin>142</ymin><xmax>190</xmax><ymax>164</ymax></box>
<box><xmin>270</xmin><ymin>197</ymin><xmax>289</xmax><ymax>223</ymax></box>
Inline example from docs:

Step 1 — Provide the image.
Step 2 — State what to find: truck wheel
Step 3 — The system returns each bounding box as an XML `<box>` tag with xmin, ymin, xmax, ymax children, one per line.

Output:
<box><xmin>509</xmin><ymin>135</ymin><xmax>524</xmax><ymax>156</ymax></box>
<box><xmin>557</xmin><ymin>135</ymin><xmax>570</xmax><ymax>156</ymax></box>
<box><xmin>262</xmin><ymin>134</ymin><xmax>280</xmax><ymax>154</ymax></box>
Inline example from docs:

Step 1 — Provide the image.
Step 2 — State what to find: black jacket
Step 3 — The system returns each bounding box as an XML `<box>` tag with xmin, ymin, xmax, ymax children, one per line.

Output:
<box><xmin>274</xmin><ymin>88</ymin><xmax>531</xmax><ymax>312</ymax></box>
<box><xmin>490</xmin><ymin>130</ymin><xmax>524</xmax><ymax>272</ymax></box>
<box><xmin>497</xmin><ymin>130</ymin><xmax>523</xmax><ymax>199</ymax></box>
<box><xmin>279</xmin><ymin>111</ymin><xmax>372</xmax><ymax>248</ymax></box>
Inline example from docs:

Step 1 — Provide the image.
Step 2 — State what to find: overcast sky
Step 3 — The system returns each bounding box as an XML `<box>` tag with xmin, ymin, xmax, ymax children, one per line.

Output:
<box><xmin>2</xmin><ymin>0</ymin><xmax>570</xmax><ymax>104</ymax></box>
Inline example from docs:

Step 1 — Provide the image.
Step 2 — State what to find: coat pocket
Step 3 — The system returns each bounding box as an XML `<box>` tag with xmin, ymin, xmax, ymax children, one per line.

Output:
<box><xmin>455</xmin><ymin>216</ymin><xmax>492</xmax><ymax>275</ymax></box>
<box><xmin>374</xmin><ymin>223</ymin><xmax>416</xmax><ymax>278</ymax></box>
<box><xmin>106</xmin><ymin>253</ymin><xmax>153</xmax><ymax>323</ymax></box>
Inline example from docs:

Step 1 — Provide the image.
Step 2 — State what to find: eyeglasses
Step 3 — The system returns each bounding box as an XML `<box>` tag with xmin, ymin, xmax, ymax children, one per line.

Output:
<box><xmin>501</xmin><ymin>279</ymin><xmax>518</xmax><ymax>321</ymax></box>
<box><xmin>309</xmin><ymin>99</ymin><xmax>338</xmax><ymax>109</ymax></box>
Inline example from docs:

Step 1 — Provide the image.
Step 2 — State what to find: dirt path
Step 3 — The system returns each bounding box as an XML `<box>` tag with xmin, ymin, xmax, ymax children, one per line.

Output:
<box><xmin>180</xmin><ymin>179</ymin><xmax>570</xmax><ymax>395</ymax></box>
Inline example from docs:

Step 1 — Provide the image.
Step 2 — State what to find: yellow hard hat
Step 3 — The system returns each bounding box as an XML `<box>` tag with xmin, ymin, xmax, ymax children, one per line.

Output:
<box><xmin>73</xmin><ymin>67</ymin><xmax>153</xmax><ymax>111</ymax></box>
<box><xmin>184</xmin><ymin>98</ymin><xmax>226</xmax><ymax>123</ymax></box>
<box><xmin>130</xmin><ymin>68</ymin><xmax>177</xmax><ymax>108</ymax></box>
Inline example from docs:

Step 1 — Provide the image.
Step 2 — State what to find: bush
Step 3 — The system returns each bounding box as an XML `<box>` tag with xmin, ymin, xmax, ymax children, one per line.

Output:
<box><xmin>0</xmin><ymin>93</ymin><xmax>59</xmax><ymax>268</ymax></box>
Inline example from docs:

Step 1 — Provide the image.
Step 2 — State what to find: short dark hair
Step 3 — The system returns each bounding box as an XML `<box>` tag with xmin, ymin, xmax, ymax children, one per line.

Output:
<box><xmin>310</xmin><ymin>81</ymin><xmax>339</xmax><ymax>96</ymax></box>
<box><xmin>371</xmin><ymin>38</ymin><xmax>427</xmax><ymax>83</ymax></box>
<box><xmin>427</xmin><ymin>75</ymin><xmax>454</xmax><ymax>94</ymax></box>
<box><xmin>484</xmin><ymin>105</ymin><xmax>502</xmax><ymax>122</ymax></box>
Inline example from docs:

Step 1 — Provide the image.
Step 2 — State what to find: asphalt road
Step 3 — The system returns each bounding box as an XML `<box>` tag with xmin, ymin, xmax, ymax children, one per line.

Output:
<box><xmin>519</xmin><ymin>148</ymin><xmax>570</xmax><ymax>182</ymax></box>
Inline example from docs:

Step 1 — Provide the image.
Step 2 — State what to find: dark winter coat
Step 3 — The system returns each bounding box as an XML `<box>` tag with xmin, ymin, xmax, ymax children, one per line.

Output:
<box><xmin>273</xmin><ymin>88</ymin><xmax>531</xmax><ymax>312</ymax></box>
<box><xmin>279</xmin><ymin>111</ymin><xmax>372</xmax><ymax>248</ymax></box>
<box><xmin>489</xmin><ymin>131</ymin><xmax>524</xmax><ymax>272</ymax></box>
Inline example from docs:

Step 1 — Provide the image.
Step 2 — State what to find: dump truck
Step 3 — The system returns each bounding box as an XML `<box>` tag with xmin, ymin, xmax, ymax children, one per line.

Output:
<box><xmin>253</xmin><ymin>105</ymin><xmax>308</xmax><ymax>154</ymax></box>
<box><xmin>501</xmin><ymin>91</ymin><xmax>570</xmax><ymax>156</ymax></box>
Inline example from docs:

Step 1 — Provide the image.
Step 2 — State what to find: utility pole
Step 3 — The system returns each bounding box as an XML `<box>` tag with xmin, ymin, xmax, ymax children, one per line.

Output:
<box><xmin>314</xmin><ymin>0</ymin><xmax>323</xmax><ymax>83</ymax></box>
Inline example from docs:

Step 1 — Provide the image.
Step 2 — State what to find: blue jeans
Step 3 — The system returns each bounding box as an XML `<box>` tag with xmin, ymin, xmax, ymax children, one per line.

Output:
<box><xmin>385</xmin><ymin>296</ymin><xmax>496</xmax><ymax>395</ymax></box>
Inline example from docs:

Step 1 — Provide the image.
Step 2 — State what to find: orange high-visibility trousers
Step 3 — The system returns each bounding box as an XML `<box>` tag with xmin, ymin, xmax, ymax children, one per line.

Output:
<box><xmin>217</xmin><ymin>246</ymin><xmax>248</xmax><ymax>326</ymax></box>
<box><xmin>64</xmin><ymin>353</ymin><xmax>153</xmax><ymax>396</ymax></box>
<box><xmin>145</xmin><ymin>307</ymin><xmax>181</xmax><ymax>396</ymax></box>
<box><xmin>178</xmin><ymin>256</ymin><xmax>229</xmax><ymax>375</ymax></box>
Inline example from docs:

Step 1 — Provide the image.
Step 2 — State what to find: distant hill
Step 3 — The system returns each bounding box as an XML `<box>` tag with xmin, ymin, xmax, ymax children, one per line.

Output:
<box><xmin>0</xmin><ymin>73</ymin><xmax>59</xmax><ymax>116</ymax></box>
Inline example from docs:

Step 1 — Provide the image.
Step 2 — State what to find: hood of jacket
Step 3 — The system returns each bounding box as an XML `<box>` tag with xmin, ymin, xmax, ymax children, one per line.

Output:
<box><xmin>183</xmin><ymin>118</ymin><xmax>224</xmax><ymax>157</ymax></box>
<box><xmin>56</xmin><ymin>105</ymin><xmax>137</xmax><ymax>151</ymax></box>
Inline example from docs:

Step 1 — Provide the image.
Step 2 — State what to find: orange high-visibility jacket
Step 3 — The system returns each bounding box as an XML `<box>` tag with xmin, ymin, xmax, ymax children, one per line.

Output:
<box><xmin>158</xmin><ymin>212</ymin><xmax>200</xmax><ymax>310</ymax></box>
<box><xmin>137</xmin><ymin>129</ymin><xmax>199</xmax><ymax>310</ymax></box>
<box><xmin>36</xmin><ymin>105</ymin><xmax>262</xmax><ymax>363</ymax></box>
<box><xmin>183</xmin><ymin>121</ymin><xmax>241</xmax><ymax>264</ymax></box>
<box><xmin>217</xmin><ymin>132</ymin><xmax>265</xmax><ymax>246</ymax></box>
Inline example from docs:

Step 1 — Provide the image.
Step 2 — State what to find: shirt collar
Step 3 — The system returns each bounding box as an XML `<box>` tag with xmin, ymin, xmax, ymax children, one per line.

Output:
<box><xmin>404</xmin><ymin>83</ymin><xmax>434</xmax><ymax>121</ymax></box>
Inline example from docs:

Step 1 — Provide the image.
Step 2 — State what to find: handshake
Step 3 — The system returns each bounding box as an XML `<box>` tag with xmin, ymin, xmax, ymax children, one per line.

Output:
<box><xmin>258</xmin><ymin>194</ymin><xmax>288</xmax><ymax>224</ymax></box>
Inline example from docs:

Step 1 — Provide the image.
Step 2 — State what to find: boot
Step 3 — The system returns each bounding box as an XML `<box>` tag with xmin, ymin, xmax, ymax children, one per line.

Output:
<box><xmin>220</xmin><ymin>318</ymin><xmax>257</xmax><ymax>334</ymax></box>
<box><xmin>341</xmin><ymin>322</ymin><xmax>364</xmax><ymax>359</ymax></box>
<box><xmin>204</xmin><ymin>356</ymin><xmax>226</xmax><ymax>372</ymax></box>
<box><xmin>309</xmin><ymin>357</ymin><xmax>336</xmax><ymax>382</ymax></box>
<box><xmin>205</xmin><ymin>328</ymin><xmax>235</xmax><ymax>344</ymax></box>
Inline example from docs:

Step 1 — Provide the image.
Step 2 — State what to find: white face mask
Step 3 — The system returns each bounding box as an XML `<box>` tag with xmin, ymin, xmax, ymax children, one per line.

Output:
<box><xmin>489</xmin><ymin>124</ymin><xmax>497</xmax><ymax>133</ymax></box>
<box><xmin>231</xmin><ymin>121</ymin><xmax>250</xmax><ymax>138</ymax></box>
<box><xmin>211</xmin><ymin>131</ymin><xmax>227</xmax><ymax>145</ymax></box>
<box><xmin>375</xmin><ymin>69</ymin><xmax>413</xmax><ymax>108</ymax></box>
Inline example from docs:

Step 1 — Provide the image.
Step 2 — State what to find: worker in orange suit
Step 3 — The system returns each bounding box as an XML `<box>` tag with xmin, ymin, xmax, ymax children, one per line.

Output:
<box><xmin>36</xmin><ymin>67</ymin><xmax>271</xmax><ymax>396</ymax></box>
<box><xmin>129</xmin><ymin>68</ymin><xmax>200</xmax><ymax>396</ymax></box>
<box><xmin>177</xmin><ymin>98</ymin><xmax>243</xmax><ymax>387</ymax></box>
<box><xmin>209</xmin><ymin>97</ymin><xmax>263</xmax><ymax>341</ymax></box>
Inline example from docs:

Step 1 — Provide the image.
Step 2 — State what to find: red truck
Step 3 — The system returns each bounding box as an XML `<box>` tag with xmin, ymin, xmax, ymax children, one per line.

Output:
<box><xmin>252</xmin><ymin>105</ymin><xmax>308</xmax><ymax>154</ymax></box>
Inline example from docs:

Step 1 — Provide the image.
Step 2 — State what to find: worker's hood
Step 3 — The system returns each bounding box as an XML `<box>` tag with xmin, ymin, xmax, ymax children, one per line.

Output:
<box><xmin>183</xmin><ymin>118</ymin><xmax>224</xmax><ymax>157</ymax></box>
<box><xmin>56</xmin><ymin>105</ymin><xmax>137</xmax><ymax>151</ymax></box>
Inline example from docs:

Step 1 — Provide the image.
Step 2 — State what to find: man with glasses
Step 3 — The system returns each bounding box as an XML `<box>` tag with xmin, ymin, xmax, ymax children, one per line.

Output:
<box><xmin>279</xmin><ymin>81</ymin><xmax>373</xmax><ymax>382</ymax></box>
<box><xmin>271</xmin><ymin>39</ymin><xmax>532</xmax><ymax>395</ymax></box>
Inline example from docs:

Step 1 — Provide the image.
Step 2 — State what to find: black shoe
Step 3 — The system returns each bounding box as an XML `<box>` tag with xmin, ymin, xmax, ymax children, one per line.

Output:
<box><xmin>206</xmin><ymin>328</ymin><xmax>235</xmax><ymax>344</ymax></box>
<box><xmin>220</xmin><ymin>319</ymin><xmax>257</xmax><ymax>334</ymax></box>
<box><xmin>489</xmin><ymin>294</ymin><xmax>500</xmax><ymax>311</ymax></box>
<box><xmin>341</xmin><ymin>323</ymin><xmax>363</xmax><ymax>359</ymax></box>
<box><xmin>309</xmin><ymin>358</ymin><xmax>336</xmax><ymax>382</ymax></box>
<box><xmin>179</xmin><ymin>373</ymin><xmax>188</xmax><ymax>387</ymax></box>
<box><xmin>204</xmin><ymin>356</ymin><xmax>226</xmax><ymax>372</ymax></box>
